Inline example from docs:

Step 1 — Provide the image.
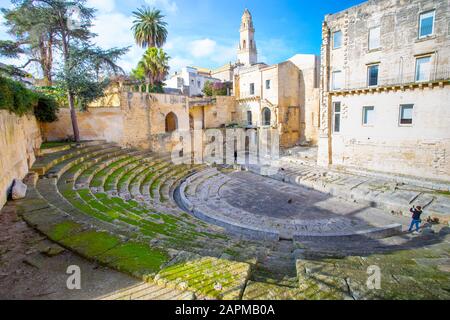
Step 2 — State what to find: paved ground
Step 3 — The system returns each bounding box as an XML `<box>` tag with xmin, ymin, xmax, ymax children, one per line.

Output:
<box><xmin>247</xmin><ymin>153</ymin><xmax>450</xmax><ymax>225</ymax></box>
<box><xmin>185</xmin><ymin>169</ymin><xmax>407</xmax><ymax>239</ymax></box>
<box><xmin>0</xmin><ymin>203</ymin><xmax>186</xmax><ymax>300</ymax></box>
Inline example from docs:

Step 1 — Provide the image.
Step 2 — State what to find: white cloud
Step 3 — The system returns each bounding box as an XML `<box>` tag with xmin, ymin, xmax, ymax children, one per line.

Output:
<box><xmin>87</xmin><ymin>0</ymin><xmax>116</xmax><ymax>13</ymax></box>
<box><xmin>91</xmin><ymin>12</ymin><xmax>134</xmax><ymax>48</ymax></box>
<box><xmin>210</xmin><ymin>44</ymin><xmax>236</xmax><ymax>64</ymax></box>
<box><xmin>145</xmin><ymin>0</ymin><xmax>178</xmax><ymax>14</ymax></box>
<box><xmin>169</xmin><ymin>56</ymin><xmax>194</xmax><ymax>72</ymax></box>
<box><xmin>189</xmin><ymin>38</ymin><xmax>217</xmax><ymax>58</ymax></box>
<box><xmin>90</xmin><ymin>11</ymin><xmax>145</xmax><ymax>72</ymax></box>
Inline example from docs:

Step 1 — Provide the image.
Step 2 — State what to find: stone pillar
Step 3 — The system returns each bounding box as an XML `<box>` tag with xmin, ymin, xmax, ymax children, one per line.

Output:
<box><xmin>317</xmin><ymin>21</ymin><xmax>332</xmax><ymax>166</ymax></box>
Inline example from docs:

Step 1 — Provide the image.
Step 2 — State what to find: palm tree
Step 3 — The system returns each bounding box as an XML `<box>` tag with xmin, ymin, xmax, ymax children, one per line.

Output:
<box><xmin>136</xmin><ymin>47</ymin><xmax>170</xmax><ymax>91</ymax></box>
<box><xmin>132</xmin><ymin>7</ymin><xmax>168</xmax><ymax>48</ymax></box>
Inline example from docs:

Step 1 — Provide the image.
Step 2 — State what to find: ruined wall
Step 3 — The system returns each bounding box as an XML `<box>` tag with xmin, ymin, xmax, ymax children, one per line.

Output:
<box><xmin>204</xmin><ymin>96</ymin><xmax>236</xmax><ymax>128</ymax></box>
<box><xmin>0</xmin><ymin>111</ymin><xmax>42</xmax><ymax>208</ymax></box>
<box><xmin>41</xmin><ymin>108</ymin><xmax>124</xmax><ymax>143</ymax></box>
<box><xmin>277</xmin><ymin>62</ymin><xmax>301</xmax><ymax>147</ymax></box>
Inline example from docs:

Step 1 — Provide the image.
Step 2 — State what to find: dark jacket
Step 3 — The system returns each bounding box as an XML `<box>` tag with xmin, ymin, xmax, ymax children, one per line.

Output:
<box><xmin>410</xmin><ymin>208</ymin><xmax>423</xmax><ymax>220</ymax></box>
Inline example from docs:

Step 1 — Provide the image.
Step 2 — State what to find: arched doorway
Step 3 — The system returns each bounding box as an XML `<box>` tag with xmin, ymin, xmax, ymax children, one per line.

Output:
<box><xmin>165</xmin><ymin>112</ymin><xmax>178</xmax><ymax>133</ymax></box>
<box><xmin>262</xmin><ymin>107</ymin><xmax>271</xmax><ymax>126</ymax></box>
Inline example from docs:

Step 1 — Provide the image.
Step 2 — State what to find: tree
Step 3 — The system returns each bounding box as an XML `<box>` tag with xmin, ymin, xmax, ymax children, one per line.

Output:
<box><xmin>132</xmin><ymin>47</ymin><xmax>169</xmax><ymax>93</ymax></box>
<box><xmin>6</xmin><ymin>0</ymin><xmax>128</xmax><ymax>142</ymax></box>
<box><xmin>2</xmin><ymin>0</ymin><xmax>57</xmax><ymax>85</ymax></box>
<box><xmin>203</xmin><ymin>81</ymin><xmax>231</xmax><ymax>97</ymax></box>
<box><xmin>132</xmin><ymin>7</ymin><xmax>168</xmax><ymax>48</ymax></box>
<box><xmin>203</xmin><ymin>81</ymin><xmax>213</xmax><ymax>96</ymax></box>
<box><xmin>1</xmin><ymin>1</ymin><xmax>127</xmax><ymax>136</ymax></box>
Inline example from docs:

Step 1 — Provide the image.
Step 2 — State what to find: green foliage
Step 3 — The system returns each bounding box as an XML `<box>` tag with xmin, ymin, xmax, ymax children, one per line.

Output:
<box><xmin>0</xmin><ymin>76</ymin><xmax>59</xmax><ymax>122</ymax></box>
<box><xmin>0</xmin><ymin>40</ymin><xmax>24</xmax><ymax>58</ymax></box>
<box><xmin>34</xmin><ymin>94</ymin><xmax>59</xmax><ymax>122</ymax></box>
<box><xmin>132</xmin><ymin>7</ymin><xmax>168</xmax><ymax>48</ymax></box>
<box><xmin>203</xmin><ymin>81</ymin><xmax>213</xmax><ymax>97</ymax></box>
<box><xmin>132</xmin><ymin>47</ymin><xmax>169</xmax><ymax>91</ymax></box>
<box><xmin>131</xmin><ymin>63</ymin><xmax>146</xmax><ymax>81</ymax></box>
<box><xmin>0</xmin><ymin>76</ymin><xmax>36</xmax><ymax>116</ymax></box>
<box><xmin>38</xmin><ymin>86</ymin><xmax>68</xmax><ymax>108</ymax></box>
<box><xmin>203</xmin><ymin>81</ymin><xmax>231</xmax><ymax>97</ymax></box>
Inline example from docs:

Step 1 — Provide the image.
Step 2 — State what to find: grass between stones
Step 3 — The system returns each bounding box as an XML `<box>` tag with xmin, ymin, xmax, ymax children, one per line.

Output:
<box><xmin>155</xmin><ymin>257</ymin><xmax>251</xmax><ymax>300</ymax></box>
<box><xmin>21</xmin><ymin>145</ymin><xmax>450</xmax><ymax>300</ymax></box>
<box><xmin>40</xmin><ymin>141</ymin><xmax>73</xmax><ymax>150</ymax></box>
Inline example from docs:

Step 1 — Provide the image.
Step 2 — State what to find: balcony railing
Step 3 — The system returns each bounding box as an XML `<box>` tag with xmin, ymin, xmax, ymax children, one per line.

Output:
<box><xmin>331</xmin><ymin>68</ymin><xmax>450</xmax><ymax>92</ymax></box>
<box><xmin>226</xmin><ymin>121</ymin><xmax>272</xmax><ymax>129</ymax></box>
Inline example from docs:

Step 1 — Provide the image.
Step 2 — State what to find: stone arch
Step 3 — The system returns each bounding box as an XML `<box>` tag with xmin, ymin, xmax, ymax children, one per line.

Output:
<box><xmin>243</xmin><ymin>40</ymin><xmax>246</xmax><ymax>49</ymax></box>
<box><xmin>262</xmin><ymin>107</ymin><xmax>271</xmax><ymax>126</ymax></box>
<box><xmin>165</xmin><ymin>112</ymin><xmax>178</xmax><ymax>133</ymax></box>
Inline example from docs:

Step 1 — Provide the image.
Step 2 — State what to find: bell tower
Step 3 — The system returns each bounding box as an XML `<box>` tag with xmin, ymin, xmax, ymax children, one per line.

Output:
<box><xmin>237</xmin><ymin>9</ymin><xmax>257</xmax><ymax>66</ymax></box>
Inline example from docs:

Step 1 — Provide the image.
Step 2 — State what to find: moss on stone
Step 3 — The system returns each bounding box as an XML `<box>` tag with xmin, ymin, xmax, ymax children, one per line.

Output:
<box><xmin>59</xmin><ymin>230</ymin><xmax>121</xmax><ymax>257</ymax></box>
<box><xmin>156</xmin><ymin>257</ymin><xmax>250</xmax><ymax>300</ymax></box>
<box><xmin>98</xmin><ymin>242</ymin><xmax>169</xmax><ymax>278</ymax></box>
<box><xmin>48</xmin><ymin>220</ymin><xmax>85</xmax><ymax>241</ymax></box>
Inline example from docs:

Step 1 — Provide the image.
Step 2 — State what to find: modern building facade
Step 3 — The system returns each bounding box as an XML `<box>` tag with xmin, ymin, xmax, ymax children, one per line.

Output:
<box><xmin>165</xmin><ymin>66</ymin><xmax>222</xmax><ymax>97</ymax></box>
<box><xmin>318</xmin><ymin>0</ymin><xmax>450</xmax><ymax>181</ymax></box>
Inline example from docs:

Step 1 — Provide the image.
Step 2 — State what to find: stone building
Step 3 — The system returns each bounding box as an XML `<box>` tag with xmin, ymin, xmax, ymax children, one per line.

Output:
<box><xmin>165</xmin><ymin>66</ymin><xmax>222</xmax><ymax>97</ymax></box>
<box><xmin>232</xmin><ymin>9</ymin><xmax>320</xmax><ymax>147</ymax></box>
<box><xmin>318</xmin><ymin>0</ymin><xmax>450</xmax><ymax>181</ymax></box>
<box><xmin>46</xmin><ymin>9</ymin><xmax>320</xmax><ymax>152</ymax></box>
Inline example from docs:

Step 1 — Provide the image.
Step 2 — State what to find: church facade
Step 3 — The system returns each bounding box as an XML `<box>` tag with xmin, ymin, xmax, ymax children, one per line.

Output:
<box><xmin>230</xmin><ymin>9</ymin><xmax>320</xmax><ymax>147</ymax></box>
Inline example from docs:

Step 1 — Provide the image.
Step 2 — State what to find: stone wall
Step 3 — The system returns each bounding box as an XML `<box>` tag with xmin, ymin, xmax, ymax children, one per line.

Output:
<box><xmin>42</xmin><ymin>93</ymin><xmax>237</xmax><ymax>154</ymax></box>
<box><xmin>0</xmin><ymin>110</ymin><xmax>42</xmax><ymax>208</ymax></box>
<box><xmin>326</xmin><ymin>87</ymin><xmax>450</xmax><ymax>181</ymax></box>
<box><xmin>318</xmin><ymin>0</ymin><xmax>450</xmax><ymax>181</ymax></box>
<box><xmin>41</xmin><ymin>108</ymin><xmax>124</xmax><ymax>144</ymax></box>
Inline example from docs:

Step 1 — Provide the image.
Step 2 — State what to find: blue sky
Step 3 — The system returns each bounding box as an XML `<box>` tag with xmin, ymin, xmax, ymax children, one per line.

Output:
<box><xmin>0</xmin><ymin>0</ymin><xmax>366</xmax><ymax>74</ymax></box>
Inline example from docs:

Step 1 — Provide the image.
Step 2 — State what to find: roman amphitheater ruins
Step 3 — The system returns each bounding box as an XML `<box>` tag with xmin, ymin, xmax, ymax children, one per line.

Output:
<box><xmin>1</xmin><ymin>2</ymin><xmax>449</xmax><ymax>300</ymax></box>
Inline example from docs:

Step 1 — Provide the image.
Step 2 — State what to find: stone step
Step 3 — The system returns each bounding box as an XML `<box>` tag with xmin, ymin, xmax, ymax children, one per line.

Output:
<box><xmin>32</xmin><ymin>144</ymin><xmax>113</xmax><ymax>176</ymax></box>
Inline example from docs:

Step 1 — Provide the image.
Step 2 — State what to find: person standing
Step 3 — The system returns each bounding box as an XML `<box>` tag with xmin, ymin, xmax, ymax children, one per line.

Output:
<box><xmin>408</xmin><ymin>205</ymin><xmax>423</xmax><ymax>233</ymax></box>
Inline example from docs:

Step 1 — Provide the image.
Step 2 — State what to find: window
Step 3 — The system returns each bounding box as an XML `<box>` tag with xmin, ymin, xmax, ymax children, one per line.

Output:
<box><xmin>419</xmin><ymin>10</ymin><xmax>435</xmax><ymax>38</ymax></box>
<box><xmin>197</xmin><ymin>80</ymin><xmax>201</xmax><ymax>88</ymax></box>
<box><xmin>333</xmin><ymin>102</ymin><xmax>341</xmax><ymax>133</ymax></box>
<box><xmin>250</xmin><ymin>83</ymin><xmax>255</xmax><ymax>95</ymax></box>
<box><xmin>362</xmin><ymin>106</ymin><xmax>375</xmax><ymax>126</ymax></box>
<box><xmin>262</xmin><ymin>107</ymin><xmax>271</xmax><ymax>126</ymax></box>
<box><xmin>332</xmin><ymin>71</ymin><xmax>343</xmax><ymax>90</ymax></box>
<box><xmin>333</xmin><ymin>31</ymin><xmax>342</xmax><ymax>49</ymax></box>
<box><xmin>399</xmin><ymin>104</ymin><xmax>414</xmax><ymax>125</ymax></box>
<box><xmin>368</xmin><ymin>27</ymin><xmax>381</xmax><ymax>50</ymax></box>
<box><xmin>243</xmin><ymin>40</ymin><xmax>246</xmax><ymax>49</ymax></box>
<box><xmin>247</xmin><ymin>111</ymin><xmax>253</xmax><ymax>126</ymax></box>
<box><xmin>266</xmin><ymin>79</ymin><xmax>271</xmax><ymax>89</ymax></box>
<box><xmin>367</xmin><ymin>64</ymin><xmax>379</xmax><ymax>87</ymax></box>
<box><xmin>415</xmin><ymin>56</ymin><xmax>431</xmax><ymax>82</ymax></box>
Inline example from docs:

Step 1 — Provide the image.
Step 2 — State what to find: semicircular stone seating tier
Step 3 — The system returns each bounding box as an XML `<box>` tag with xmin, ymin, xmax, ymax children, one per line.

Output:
<box><xmin>180</xmin><ymin>169</ymin><xmax>406</xmax><ymax>241</ymax></box>
<box><xmin>13</xmin><ymin>141</ymin><xmax>450</xmax><ymax>300</ymax></box>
